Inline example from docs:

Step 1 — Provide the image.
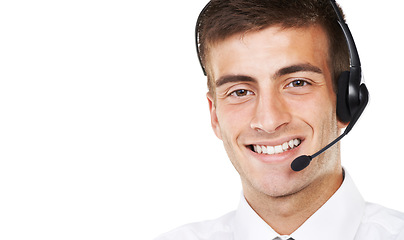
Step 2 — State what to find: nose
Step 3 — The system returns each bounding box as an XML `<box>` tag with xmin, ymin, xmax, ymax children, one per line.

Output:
<box><xmin>250</xmin><ymin>91</ymin><xmax>291</xmax><ymax>134</ymax></box>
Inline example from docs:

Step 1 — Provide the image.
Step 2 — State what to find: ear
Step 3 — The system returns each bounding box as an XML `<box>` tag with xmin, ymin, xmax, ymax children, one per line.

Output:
<box><xmin>337</xmin><ymin>119</ymin><xmax>349</xmax><ymax>130</ymax></box>
<box><xmin>207</xmin><ymin>92</ymin><xmax>222</xmax><ymax>140</ymax></box>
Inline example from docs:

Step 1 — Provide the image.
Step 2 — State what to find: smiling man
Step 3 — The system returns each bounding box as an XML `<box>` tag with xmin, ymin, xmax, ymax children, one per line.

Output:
<box><xmin>155</xmin><ymin>0</ymin><xmax>404</xmax><ymax>239</ymax></box>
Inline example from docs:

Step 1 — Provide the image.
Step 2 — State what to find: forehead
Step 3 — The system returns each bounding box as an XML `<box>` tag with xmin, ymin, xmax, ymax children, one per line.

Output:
<box><xmin>207</xmin><ymin>25</ymin><xmax>331</xmax><ymax>82</ymax></box>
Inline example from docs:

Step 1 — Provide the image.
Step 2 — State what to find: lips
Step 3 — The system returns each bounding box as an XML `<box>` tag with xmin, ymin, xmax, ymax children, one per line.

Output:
<box><xmin>249</xmin><ymin>138</ymin><xmax>301</xmax><ymax>155</ymax></box>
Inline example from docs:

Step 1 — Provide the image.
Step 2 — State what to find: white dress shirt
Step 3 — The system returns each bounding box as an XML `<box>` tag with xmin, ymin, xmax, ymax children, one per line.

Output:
<box><xmin>155</xmin><ymin>171</ymin><xmax>404</xmax><ymax>240</ymax></box>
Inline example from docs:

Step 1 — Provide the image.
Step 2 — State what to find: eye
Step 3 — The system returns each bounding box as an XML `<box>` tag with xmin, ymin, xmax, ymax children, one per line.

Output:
<box><xmin>286</xmin><ymin>79</ymin><xmax>310</xmax><ymax>88</ymax></box>
<box><xmin>230</xmin><ymin>89</ymin><xmax>254</xmax><ymax>97</ymax></box>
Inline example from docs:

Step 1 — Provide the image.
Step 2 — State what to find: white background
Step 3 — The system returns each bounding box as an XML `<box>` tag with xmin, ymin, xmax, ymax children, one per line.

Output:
<box><xmin>0</xmin><ymin>0</ymin><xmax>403</xmax><ymax>239</ymax></box>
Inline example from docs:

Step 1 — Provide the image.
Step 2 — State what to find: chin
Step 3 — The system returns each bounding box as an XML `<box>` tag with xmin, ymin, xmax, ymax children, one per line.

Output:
<box><xmin>242</xmin><ymin>166</ymin><xmax>310</xmax><ymax>198</ymax></box>
<box><xmin>240</xmin><ymin>169</ymin><xmax>320</xmax><ymax>202</ymax></box>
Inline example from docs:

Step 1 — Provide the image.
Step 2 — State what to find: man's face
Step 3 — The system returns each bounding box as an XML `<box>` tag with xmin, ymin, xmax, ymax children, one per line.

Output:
<box><xmin>207</xmin><ymin>25</ymin><xmax>345</xmax><ymax>198</ymax></box>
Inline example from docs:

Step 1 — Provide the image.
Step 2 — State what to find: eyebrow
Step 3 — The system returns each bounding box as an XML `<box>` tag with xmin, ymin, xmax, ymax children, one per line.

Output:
<box><xmin>274</xmin><ymin>63</ymin><xmax>323</xmax><ymax>79</ymax></box>
<box><xmin>215</xmin><ymin>63</ymin><xmax>323</xmax><ymax>88</ymax></box>
<box><xmin>215</xmin><ymin>75</ymin><xmax>257</xmax><ymax>88</ymax></box>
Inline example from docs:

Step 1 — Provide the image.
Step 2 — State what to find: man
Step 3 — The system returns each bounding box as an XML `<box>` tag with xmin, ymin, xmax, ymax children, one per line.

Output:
<box><xmin>156</xmin><ymin>0</ymin><xmax>404</xmax><ymax>239</ymax></box>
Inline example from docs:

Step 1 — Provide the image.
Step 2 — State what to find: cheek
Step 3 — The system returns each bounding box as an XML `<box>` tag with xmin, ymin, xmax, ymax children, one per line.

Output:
<box><xmin>288</xmin><ymin>92</ymin><xmax>337</xmax><ymax>135</ymax></box>
<box><xmin>215</xmin><ymin>103</ymin><xmax>256</xmax><ymax>157</ymax></box>
<box><xmin>216</xmin><ymin>103</ymin><xmax>254</xmax><ymax>136</ymax></box>
<box><xmin>293</xmin><ymin>90</ymin><xmax>335</xmax><ymax>113</ymax></box>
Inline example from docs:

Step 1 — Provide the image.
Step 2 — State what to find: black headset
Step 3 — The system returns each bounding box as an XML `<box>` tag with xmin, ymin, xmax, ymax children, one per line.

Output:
<box><xmin>195</xmin><ymin>0</ymin><xmax>369</xmax><ymax>133</ymax></box>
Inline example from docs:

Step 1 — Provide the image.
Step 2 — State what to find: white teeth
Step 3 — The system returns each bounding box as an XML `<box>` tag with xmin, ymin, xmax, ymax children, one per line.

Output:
<box><xmin>274</xmin><ymin>145</ymin><xmax>283</xmax><ymax>154</ymax></box>
<box><xmin>288</xmin><ymin>139</ymin><xmax>294</xmax><ymax>148</ymax></box>
<box><xmin>257</xmin><ymin>145</ymin><xmax>262</xmax><ymax>154</ymax></box>
<box><xmin>252</xmin><ymin>138</ymin><xmax>301</xmax><ymax>155</ymax></box>
<box><xmin>267</xmin><ymin>146</ymin><xmax>275</xmax><ymax>154</ymax></box>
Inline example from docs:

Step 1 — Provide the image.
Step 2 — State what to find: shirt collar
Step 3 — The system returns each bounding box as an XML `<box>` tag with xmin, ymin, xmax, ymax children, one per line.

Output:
<box><xmin>234</xmin><ymin>194</ymin><xmax>279</xmax><ymax>240</ymax></box>
<box><xmin>234</xmin><ymin>170</ymin><xmax>366</xmax><ymax>240</ymax></box>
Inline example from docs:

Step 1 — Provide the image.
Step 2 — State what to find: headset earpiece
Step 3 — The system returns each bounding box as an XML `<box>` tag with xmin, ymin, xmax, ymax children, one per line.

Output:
<box><xmin>336</xmin><ymin>71</ymin><xmax>351</xmax><ymax>123</ymax></box>
<box><xmin>336</xmin><ymin>68</ymin><xmax>366</xmax><ymax>124</ymax></box>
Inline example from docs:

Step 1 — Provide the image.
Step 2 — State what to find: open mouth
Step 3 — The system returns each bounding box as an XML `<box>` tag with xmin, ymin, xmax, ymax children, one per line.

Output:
<box><xmin>248</xmin><ymin>138</ymin><xmax>301</xmax><ymax>155</ymax></box>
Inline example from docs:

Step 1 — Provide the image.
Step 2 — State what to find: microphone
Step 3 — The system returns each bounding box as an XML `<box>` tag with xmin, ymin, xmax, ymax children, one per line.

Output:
<box><xmin>291</xmin><ymin>84</ymin><xmax>368</xmax><ymax>172</ymax></box>
<box><xmin>291</xmin><ymin>133</ymin><xmax>346</xmax><ymax>171</ymax></box>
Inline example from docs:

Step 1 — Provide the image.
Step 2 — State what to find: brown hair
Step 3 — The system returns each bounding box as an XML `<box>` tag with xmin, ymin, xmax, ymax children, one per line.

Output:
<box><xmin>196</xmin><ymin>0</ymin><xmax>349</xmax><ymax>96</ymax></box>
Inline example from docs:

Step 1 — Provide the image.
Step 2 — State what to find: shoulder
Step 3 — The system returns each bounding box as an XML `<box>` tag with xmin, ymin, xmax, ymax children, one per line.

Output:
<box><xmin>154</xmin><ymin>211</ymin><xmax>236</xmax><ymax>240</ymax></box>
<box><xmin>357</xmin><ymin>202</ymin><xmax>404</xmax><ymax>239</ymax></box>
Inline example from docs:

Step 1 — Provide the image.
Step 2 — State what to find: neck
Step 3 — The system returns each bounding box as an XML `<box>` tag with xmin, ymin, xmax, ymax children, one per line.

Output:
<box><xmin>243</xmin><ymin>168</ymin><xmax>343</xmax><ymax>235</ymax></box>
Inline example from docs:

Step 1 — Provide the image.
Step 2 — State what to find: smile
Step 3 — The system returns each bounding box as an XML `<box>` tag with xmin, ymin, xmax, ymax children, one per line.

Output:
<box><xmin>250</xmin><ymin>139</ymin><xmax>301</xmax><ymax>155</ymax></box>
